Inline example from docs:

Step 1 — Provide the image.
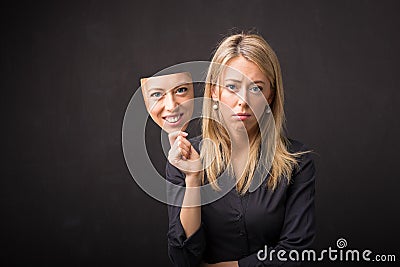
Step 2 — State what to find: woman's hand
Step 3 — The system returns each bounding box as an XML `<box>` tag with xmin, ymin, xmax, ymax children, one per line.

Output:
<box><xmin>168</xmin><ymin>131</ymin><xmax>203</xmax><ymax>182</ymax></box>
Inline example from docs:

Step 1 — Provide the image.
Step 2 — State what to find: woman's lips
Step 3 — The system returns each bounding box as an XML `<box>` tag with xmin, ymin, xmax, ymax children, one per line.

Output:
<box><xmin>233</xmin><ymin>113</ymin><xmax>251</xmax><ymax>121</ymax></box>
<box><xmin>163</xmin><ymin>113</ymin><xmax>184</xmax><ymax>125</ymax></box>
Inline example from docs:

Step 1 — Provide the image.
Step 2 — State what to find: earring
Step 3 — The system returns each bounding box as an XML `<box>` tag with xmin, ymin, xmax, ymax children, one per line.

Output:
<box><xmin>265</xmin><ymin>106</ymin><xmax>271</xmax><ymax>113</ymax></box>
<box><xmin>213</xmin><ymin>101</ymin><xmax>218</xmax><ymax>110</ymax></box>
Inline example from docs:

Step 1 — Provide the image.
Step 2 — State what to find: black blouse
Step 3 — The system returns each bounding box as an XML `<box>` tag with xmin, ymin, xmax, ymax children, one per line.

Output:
<box><xmin>166</xmin><ymin>137</ymin><xmax>316</xmax><ymax>267</ymax></box>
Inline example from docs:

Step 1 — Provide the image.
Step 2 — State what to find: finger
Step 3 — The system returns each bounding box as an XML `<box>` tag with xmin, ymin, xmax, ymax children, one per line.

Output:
<box><xmin>168</xmin><ymin>131</ymin><xmax>181</xmax><ymax>146</ymax></box>
<box><xmin>168</xmin><ymin>131</ymin><xmax>188</xmax><ymax>146</ymax></box>
<box><xmin>188</xmin><ymin>145</ymin><xmax>200</xmax><ymax>159</ymax></box>
<box><xmin>178</xmin><ymin>143</ymin><xmax>191</xmax><ymax>159</ymax></box>
<box><xmin>178</xmin><ymin>135</ymin><xmax>192</xmax><ymax>148</ymax></box>
<box><xmin>178</xmin><ymin>138</ymin><xmax>193</xmax><ymax>157</ymax></box>
<box><xmin>178</xmin><ymin>137</ymin><xmax>191</xmax><ymax>150</ymax></box>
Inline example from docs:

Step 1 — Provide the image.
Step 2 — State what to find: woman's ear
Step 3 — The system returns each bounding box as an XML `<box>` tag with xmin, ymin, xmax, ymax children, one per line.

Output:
<box><xmin>211</xmin><ymin>85</ymin><xmax>219</xmax><ymax>101</ymax></box>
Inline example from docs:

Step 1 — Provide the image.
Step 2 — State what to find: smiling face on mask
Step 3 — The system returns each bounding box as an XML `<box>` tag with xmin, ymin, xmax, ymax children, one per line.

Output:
<box><xmin>141</xmin><ymin>72</ymin><xmax>194</xmax><ymax>133</ymax></box>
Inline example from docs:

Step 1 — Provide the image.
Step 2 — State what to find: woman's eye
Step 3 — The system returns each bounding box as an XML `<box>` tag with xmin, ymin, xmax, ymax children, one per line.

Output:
<box><xmin>150</xmin><ymin>92</ymin><xmax>163</xmax><ymax>98</ymax></box>
<box><xmin>226</xmin><ymin>84</ymin><xmax>237</xmax><ymax>91</ymax></box>
<box><xmin>249</xmin><ymin>86</ymin><xmax>262</xmax><ymax>93</ymax></box>
<box><xmin>176</xmin><ymin>87</ymin><xmax>188</xmax><ymax>94</ymax></box>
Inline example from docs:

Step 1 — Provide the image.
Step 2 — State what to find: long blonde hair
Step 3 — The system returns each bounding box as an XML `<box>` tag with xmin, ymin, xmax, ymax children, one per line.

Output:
<box><xmin>200</xmin><ymin>33</ymin><xmax>307</xmax><ymax>193</ymax></box>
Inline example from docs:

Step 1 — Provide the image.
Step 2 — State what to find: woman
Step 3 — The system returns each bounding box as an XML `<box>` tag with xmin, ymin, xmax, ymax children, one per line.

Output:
<box><xmin>166</xmin><ymin>33</ymin><xmax>316</xmax><ymax>267</ymax></box>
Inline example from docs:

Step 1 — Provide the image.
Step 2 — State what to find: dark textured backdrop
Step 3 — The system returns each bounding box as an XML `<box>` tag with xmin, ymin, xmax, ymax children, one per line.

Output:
<box><xmin>2</xmin><ymin>0</ymin><xmax>399</xmax><ymax>266</ymax></box>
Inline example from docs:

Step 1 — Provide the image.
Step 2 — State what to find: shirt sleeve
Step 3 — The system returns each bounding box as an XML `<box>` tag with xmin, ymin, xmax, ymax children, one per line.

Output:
<box><xmin>238</xmin><ymin>148</ymin><xmax>316</xmax><ymax>267</ymax></box>
<box><xmin>166</xmin><ymin>161</ymin><xmax>206</xmax><ymax>267</ymax></box>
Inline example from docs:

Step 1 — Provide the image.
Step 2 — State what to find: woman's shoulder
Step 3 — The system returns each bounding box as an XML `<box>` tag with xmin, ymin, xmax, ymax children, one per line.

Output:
<box><xmin>286</xmin><ymin>138</ymin><xmax>316</xmax><ymax>179</ymax></box>
<box><xmin>286</xmin><ymin>138</ymin><xmax>312</xmax><ymax>154</ymax></box>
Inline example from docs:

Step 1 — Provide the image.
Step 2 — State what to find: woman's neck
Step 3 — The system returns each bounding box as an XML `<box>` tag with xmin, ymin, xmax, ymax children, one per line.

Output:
<box><xmin>229</xmin><ymin>129</ymin><xmax>256</xmax><ymax>152</ymax></box>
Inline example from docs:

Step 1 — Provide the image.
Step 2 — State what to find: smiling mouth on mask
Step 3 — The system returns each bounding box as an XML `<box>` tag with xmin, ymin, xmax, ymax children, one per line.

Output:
<box><xmin>163</xmin><ymin>113</ymin><xmax>183</xmax><ymax>123</ymax></box>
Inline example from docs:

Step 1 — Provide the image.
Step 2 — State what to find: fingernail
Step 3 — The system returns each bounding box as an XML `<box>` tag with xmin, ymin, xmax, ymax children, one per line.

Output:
<box><xmin>181</xmin><ymin>132</ymin><xmax>188</xmax><ymax>136</ymax></box>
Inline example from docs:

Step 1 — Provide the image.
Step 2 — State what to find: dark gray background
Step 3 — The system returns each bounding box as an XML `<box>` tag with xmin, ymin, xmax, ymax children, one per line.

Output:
<box><xmin>1</xmin><ymin>0</ymin><xmax>399</xmax><ymax>266</ymax></box>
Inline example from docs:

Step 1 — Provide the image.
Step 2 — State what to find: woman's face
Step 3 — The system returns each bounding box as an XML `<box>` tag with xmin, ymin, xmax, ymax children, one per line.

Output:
<box><xmin>212</xmin><ymin>56</ymin><xmax>274</xmax><ymax>138</ymax></box>
<box><xmin>141</xmin><ymin>72</ymin><xmax>194</xmax><ymax>133</ymax></box>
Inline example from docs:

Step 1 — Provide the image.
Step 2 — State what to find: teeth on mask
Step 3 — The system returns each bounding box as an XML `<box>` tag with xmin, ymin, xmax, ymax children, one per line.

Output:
<box><xmin>166</xmin><ymin>115</ymin><xmax>180</xmax><ymax>123</ymax></box>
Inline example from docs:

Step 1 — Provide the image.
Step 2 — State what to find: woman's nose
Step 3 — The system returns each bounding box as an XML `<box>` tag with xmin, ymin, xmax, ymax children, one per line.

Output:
<box><xmin>165</xmin><ymin>93</ymin><xmax>178</xmax><ymax>111</ymax></box>
<box><xmin>237</xmin><ymin>88</ymin><xmax>249</xmax><ymax>107</ymax></box>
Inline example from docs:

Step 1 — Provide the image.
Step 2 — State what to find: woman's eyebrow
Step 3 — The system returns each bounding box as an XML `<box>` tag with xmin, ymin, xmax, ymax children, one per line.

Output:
<box><xmin>166</xmin><ymin>82</ymin><xmax>193</xmax><ymax>93</ymax></box>
<box><xmin>252</xmin><ymin>80</ymin><xmax>266</xmax><ymax>84</ymax></box>
<box><xmin>147</xmin><ymin>87</ymin><xmax>166</xmax><ymax>91</ymax></box>
<box><xmin>148</xmin><ymin>80</ymin><xmax>192</xmax><ymax>91</ymax></box>
<box><xmin>224</xmin><ymin>78</ymin><xmax>266</xmax><ymax>85</ymax></box>
<box><xmin>224</xmin><ymin>78</ymin><xmax>242</xmax><ymax>82</ymax></box>
<box><xmin>172</xmin><ymin>81</ymin><xmax>192</xmax><ymax>88</ymax></box>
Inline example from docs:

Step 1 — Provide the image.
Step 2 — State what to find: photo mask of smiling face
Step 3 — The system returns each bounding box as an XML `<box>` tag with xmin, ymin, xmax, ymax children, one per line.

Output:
<box><xmin>140</xmin><ymin>72</ymin><xmax>194</xmax><ymax>133</ymax></box>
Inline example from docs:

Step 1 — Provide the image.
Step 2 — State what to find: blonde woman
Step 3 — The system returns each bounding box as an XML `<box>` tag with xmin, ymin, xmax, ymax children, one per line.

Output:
<box><xmin>167</xmin><ymin>33</ymin><xmax>316</xmax><ymax>267</ymax></box>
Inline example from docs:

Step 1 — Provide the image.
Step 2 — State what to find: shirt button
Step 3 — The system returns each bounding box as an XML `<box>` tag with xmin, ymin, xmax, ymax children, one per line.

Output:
<box><xmin>239</xmin><ymin>230</ymin><xmax>246</xmax><ymax>236</ymax></box>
